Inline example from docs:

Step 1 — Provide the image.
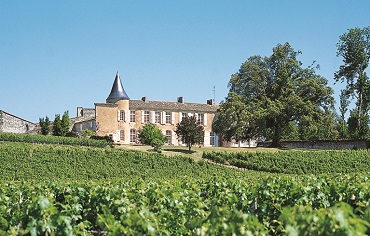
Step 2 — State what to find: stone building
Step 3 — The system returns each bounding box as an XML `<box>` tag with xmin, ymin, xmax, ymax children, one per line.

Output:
<box><xmin>74</xmin><ymin>72</ymin><xmax>220</xmax><ymax>146</ymax></box>
<box><xmin>0</xmin><ymin>110</ymin><xmax>36</xmax><ymax>133</ymax></box>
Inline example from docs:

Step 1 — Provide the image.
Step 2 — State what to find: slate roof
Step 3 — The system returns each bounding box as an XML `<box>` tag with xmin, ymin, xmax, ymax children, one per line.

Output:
<box><xmin>128</xmin><ymin>100</ymin><xmax>219</xmax><ymax>113</ymax></box>
<box><xmin>106</xmin><ymin>72</ymin><xmax>129</xmax><ymax>103</ymax></box>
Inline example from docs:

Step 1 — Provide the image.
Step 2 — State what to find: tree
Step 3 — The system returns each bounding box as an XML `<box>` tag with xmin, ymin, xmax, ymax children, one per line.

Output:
<box><xmin>225</xmin><ymin>42</ymin><xmax>334</xmax><ymax>147</ymax></box>
<box><xmin>339</xmin><ymin>89</ymin><xmax>350</xmax><ymax>138</ymax></box>
<box><xmin>175</xmin><ymin>116</ymin><xmax>204</xmax><ymax>151</ymax></box>
<box><xmin>53</xmin><ymin>114</ymin><xmax>62</xmax><ymax>136</ymax></box>
<box><xmin>61</xmin><ymin>111</ymin><xmax>70</xmax><ymax>136</ymax></box>
<box><xmin>347</xmin><ymin>110</ymin><xmax>370</xmax><ymax>139</ymax></box>
<box><xmin>213</xmin><ymin>92</ymin><xmax>259</xmax><ymax>143</ymax></box>
<box><xmin>138</xmin><ymin>124</ymin><xmax>167</xmax><ymax>152</ymax></box>
<box><xmin>39</xmin><ymin>116</ymin><xmax>50</xmax><ymax>135</ymax></box>
<box><xmin>335</xmin><ymin>26</ymin><xmax>370</xmax><ymax>138</ymax></box>
<box><xmin>297</xmin><ymin>109</ymin><xmax>339</xmax><ymax>141</ymax></box>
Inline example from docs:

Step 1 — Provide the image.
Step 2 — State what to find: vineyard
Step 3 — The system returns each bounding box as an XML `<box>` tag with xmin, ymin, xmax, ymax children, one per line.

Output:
<box><xmin>202</xmin><ymin>150</ymin><xmax>370</xmax><ymax>174</ymax></box>
<box><xmin>0</xmin><ymin>132</ymin><xmax>110</xmax><ymax>148</ymax></box>
<box><xmin>1</xmin><ymin>140</ymin><xmax>370</xmax><ymax>235</ymax></box>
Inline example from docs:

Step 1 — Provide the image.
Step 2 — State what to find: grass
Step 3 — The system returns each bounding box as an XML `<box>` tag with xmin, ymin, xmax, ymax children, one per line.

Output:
<box><xmin>118</xmin><ymin>144</ymin><xmax>282</xmax><ymax>161</ymax></box>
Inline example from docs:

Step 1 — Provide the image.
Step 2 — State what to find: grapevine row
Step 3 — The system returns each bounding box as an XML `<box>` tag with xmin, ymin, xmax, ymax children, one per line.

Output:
<box><xmin>1</xmin><ymin>175</ymin><xmax>370</xmax><ymax>235</ymax></box>
<box><xmin>0</xmin><ymin>132</ymin><xmax>110</xmax><ymax>148</ymax></box>
<box><xmin>202</xmin><ymin>150</ymin><xmax>370</xmax><ymax>174</ymax></box>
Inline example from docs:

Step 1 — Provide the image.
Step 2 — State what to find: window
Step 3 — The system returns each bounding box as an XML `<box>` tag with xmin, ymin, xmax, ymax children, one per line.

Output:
<box><xmin>166</xmin><ymin>112</ymin><xmax>171</xmax><ymax>124</ymax></box>
<box><xmin>155</xmin><ymin>111</ymin><xmax>161</xmax><ymax>123</ymax></box>
<box><xmin>119</xmin><ymin>110</ymin><xmax>125</xmax><ymax>121</ymax></box>
<box><xmin>120</xmin><ymin>130</ymin><xmax>125</xmax><ymax>141</ymax></box>
<box><xmin>143</xmin><ymin>111</ymin><xmax>150</xmax><ymax>124</ymax></box>
<box><xmin>197</xmin><ymin>113</ymin><xmax>204</xmax><ymax>125</ymax></box>
<box><xmin>166</xmin><ymin>130</ymin><xmax>172</xmax><ymax>145</ymax></box>
<box><xmin>210</xmin><ymin>132</ymin><xmax>215</xmax><ymax>146</ymax></box>
<box><xmin>130</xmin><ymin>111</ymin><xmax>136</xmax><ymax>122</ymax></box>
<box><xmin>182</xmin><ymin>112</ymin><xmax>188</xmax><ymax>120</ymax></box>
<box><xmin>130</xmin><ymin>129</ymin><xmax>137</xmax><ymax>143</ymax></box>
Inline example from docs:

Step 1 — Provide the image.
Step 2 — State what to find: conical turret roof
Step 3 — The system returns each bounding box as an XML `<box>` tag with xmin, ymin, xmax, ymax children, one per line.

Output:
<box><xmin>106</xmin><ymin>72</ymin><xmax>130</xmax><ymax>103</ymax></box>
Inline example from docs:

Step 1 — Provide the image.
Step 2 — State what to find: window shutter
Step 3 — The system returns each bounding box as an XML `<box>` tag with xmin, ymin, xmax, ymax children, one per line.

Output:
<box><xmin>141</xmin><ymin>111</ymin><xmax>144</xmax><ymax>124</ymax></box>
<box><xmin>171</xmin><ymin>131</ymin><xmax>175</xmax><ymax>145</ymax></box>
<box><xmin>150</xmin><ymin>111</ymin><xmax>155</xmax><ymax>123</ymax></box>
<box><xmin>124</xmin><ymin>111</ymin><xmax>127</xmax><ymax>122</ymax></box>
<box><xmin>117</xmin><ymin>111</ymin><xmax>120</xmax><ymax>121</ymax></box>
<box><xmin>204</xmin><ymin>131</ymin><xmax>210</xmax><ymax>146</ymax></box>
<box><xmin>179</xmin><ymin>112</ymin><xmax>182</xmax><ymax>123</ymax></box>
<box><xmin>171</xmin><ymin>112</ymin><xmax>175</xmax><ymax>124</ymax></box>
<box><xmin>161</xmin><ymin>111</ymin><xmax>166</xmax><ymax>124</ymax></box>
<box><xmin>204</xmin><ymin>113</ymin><xmax>207</xmax><ymax>126</ymax></box>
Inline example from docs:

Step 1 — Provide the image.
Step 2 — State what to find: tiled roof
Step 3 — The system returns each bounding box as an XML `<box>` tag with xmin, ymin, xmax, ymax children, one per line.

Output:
<box><xmin>129</xmin><ymin>100</ymin><xmax>219</xmax><ymax>113</ymax></box>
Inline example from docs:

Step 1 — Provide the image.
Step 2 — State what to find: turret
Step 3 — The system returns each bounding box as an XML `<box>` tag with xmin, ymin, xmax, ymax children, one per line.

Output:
<box><xmin>106</xmin><ymin>72</ymin><xmax>129</xmax><ymax>103</ymax></box>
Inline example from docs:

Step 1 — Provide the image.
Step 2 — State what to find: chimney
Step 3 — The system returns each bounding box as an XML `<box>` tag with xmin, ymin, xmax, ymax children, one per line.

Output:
<box><xmin>207</xmin><ymin>99</ymin><xmax>214</xmax><ymax>105</ymax></box>
<box><xmin>142</xmin><ymin>97</ymin><xmax>148</xmax><ymax>102</ymax></box>
<box><xmin>77</xmin><ymin>107</ymin><xmax>83</xmax><ymax>117</ymax></box>
<box><xmin>177</xmin><ymin>97</ymin><xmax>184</xmax><ymax>103</ymax></box>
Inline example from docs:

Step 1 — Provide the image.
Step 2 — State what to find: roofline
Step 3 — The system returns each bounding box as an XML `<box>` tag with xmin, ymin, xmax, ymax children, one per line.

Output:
<box><xmin>94</xmin><ymin>103</ymin><xmax>118</xmax><ymax>107</ymax></box>
<box><xmin>0</xmin><ymin>110</ymin><xmax>35</xmax><ymax>124</ymax></box>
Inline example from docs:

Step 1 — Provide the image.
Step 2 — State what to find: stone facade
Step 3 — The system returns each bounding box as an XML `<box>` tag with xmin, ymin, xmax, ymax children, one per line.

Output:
<box><xmin>94</xmin><ymin>97</ymin><xmax>219</xmax><ymax>146</ymax></box>
<box><xmin>70</xmin><ymin>107</ymin><xmax>97</xmax><ymax>133</ymax></box>
<box><xmin>0</xmin><ymin>110</ymin><xmax>36</xmax><ymax>133</ymax></box>
<box><xmin>72</xmin><ymin>72</ymin><xmax>220</xmax><ymax>146</ymax></box>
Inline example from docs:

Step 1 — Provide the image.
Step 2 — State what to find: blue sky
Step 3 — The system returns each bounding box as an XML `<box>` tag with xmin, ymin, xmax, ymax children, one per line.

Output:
<box><xmin>0</xmin><ymin>1</ymin><xmax>369</xmax><ymax>122</ymax></box>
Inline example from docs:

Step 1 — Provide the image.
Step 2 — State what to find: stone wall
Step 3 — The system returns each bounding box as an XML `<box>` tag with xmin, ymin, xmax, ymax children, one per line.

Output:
<box><xmin>263</xmin><ymin>140</ymin><xmax>367</xmax><ymax>150</ymax></box>
<box><xmin>0</xmin><ymin>110</ymin><xmax>36</xmax><ymax>133</ymax></box>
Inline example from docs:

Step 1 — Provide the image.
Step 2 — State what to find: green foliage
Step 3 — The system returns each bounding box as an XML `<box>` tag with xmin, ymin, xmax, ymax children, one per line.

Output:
<box><xmin>280</xmin><ymin>202</ymin><xmax>370</xmax><ymax>235</ymax></box>
<box><xmin>227</xmin><ymin>42</ymin><xmax>335</xmax><ymax>146</ymax></box>
<box><xmin>2</xmin><ymin>174</ymin><xmax>370</xmax><ymax>234</ymax></box>
<box><xmin>339</xmin><ymin>89</ymin><xmax>350</xmax><ymax>139</ymax></box>
<box><xmin>0</xmin><ymin>141</ymin><xmax>251</xmax><ymax>182</ymax></box>
<box><xmin>3</xmin><ymin>141</ymin><xmax>370</xmax><ymax>234</ymax></box>
<box><xmin>138</xmin><ymin>124</ymin><xmax>167</xmax><ymax>152</ymax></box>
<box><xmin>0</xmin><ymin>132</ymin><xmax>109</xmax><ymax>148</ymax></box>
<box><xmin>213</xmin><ymin>92</ymin><xmax>259</xmax><ymax>143</ymax></box>
<box><xmin>81</xmin><ymin>129</ymin><xmax>96</xmax><ymax>138</ymax></box>
<box><xmin>38</xmin><ymin>116</ymin><xmax>50</xmax><ymax>135</ymax></box>
<box><xmin>53</xmin><ymin>114</ymin><xmax>62</xmax><ymax>136</ymax></box>
<box><xmin>347</xmin><ymin>110</ymin><xmax>370</xmax><ymax>139</ymax></box>
<box><xmin>298</xmin><ymin>109</ymin><xmax>339</xmax><ymax>141</ymax></box>
<box><xmin>52</xmin><ymin>111</ymin><xmax>70</xmax><ymax>136</ymax></box>
<box><xmin>203</xmin><ymin>149</ymin><xmax>370</xmax><ymax>174</ymax></box>
<box><xmin>60</xmin><ymin>111</ymin><xmax>70</xmax><ymax>136</ymax></box>
<box><xmin>175</xmin><ymin>116</ymin><xmax>204</xmax><ymax>150</ymax></box>
<box><xmin>335</xmin><ymin>26</ymin><xmax>370</xmax><ymax>138</ymax></box>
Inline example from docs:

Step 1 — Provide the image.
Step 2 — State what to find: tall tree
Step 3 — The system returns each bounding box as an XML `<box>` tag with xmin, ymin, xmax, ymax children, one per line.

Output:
<box><xmin>53</xmin><ymin>114</ymin><xmax>62</xmax><ymax>136</ymax></box>
<box><xmin>60</xmin><ymin>111</ymin><xmax>70</xmax><ymax>136</ymax></box>
<box><xmin>39</xmin><ymin>116</ymin><xmax>50</xmax><ymax>135</ymax></box>
<box><xmin>175</xmin><ymin>116</ymin><xmax>204</xmax><ymax>151</ymax></box>
<box><xmin>335</xmin><ymin>26</ymin><xmax>370</xmax><ymax>138</ymax></box>
<box><xmin>226</xmin><ymin>42</ymin><xmax>334</xmax><ymax>147</ymax></box>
